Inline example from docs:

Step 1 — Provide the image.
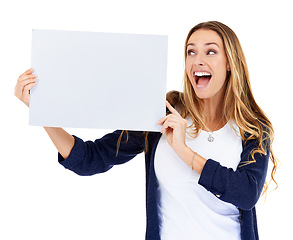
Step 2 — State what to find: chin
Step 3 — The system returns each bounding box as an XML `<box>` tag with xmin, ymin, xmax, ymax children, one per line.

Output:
<box><xmin>194</xmin><ymin>92</ymin><xmax>212</xmax><ymax>99</ymax></box>
<box><xmin>191</xmin><ymin>85</ymin><xmax>212</xmax><ymax>99</ymax></box>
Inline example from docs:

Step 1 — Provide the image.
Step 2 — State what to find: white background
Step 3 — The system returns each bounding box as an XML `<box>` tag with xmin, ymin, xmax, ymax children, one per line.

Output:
<box><xmin>1</xmin><ymin>0</ymin><xmax>291</xmax><ymax>239</ymax></box>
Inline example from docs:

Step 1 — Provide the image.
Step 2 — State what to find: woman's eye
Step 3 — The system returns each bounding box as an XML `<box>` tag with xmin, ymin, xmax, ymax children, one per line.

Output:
<box><xmin>207</xmin><ymin>50</ymin><xmax>216</xmax><ymax>55</ymax></box>
<box><xmin>187</xmin><ymin>50</ymin><xmax>195</xmax><ymax>56</ymax></box>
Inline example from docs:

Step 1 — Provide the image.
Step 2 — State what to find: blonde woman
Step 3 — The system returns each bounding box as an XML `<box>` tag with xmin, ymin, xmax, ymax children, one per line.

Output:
<box><xmin>15</xmin><ymin>21</ymin><xmax>277</xmax><ymax>240</ymax></box>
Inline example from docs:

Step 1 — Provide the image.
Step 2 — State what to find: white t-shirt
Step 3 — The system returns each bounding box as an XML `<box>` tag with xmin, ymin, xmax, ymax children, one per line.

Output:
<box><xmin>154</xmin><ymin>119</ymin><xmax>242</xmax><ymax>240</ymax></box>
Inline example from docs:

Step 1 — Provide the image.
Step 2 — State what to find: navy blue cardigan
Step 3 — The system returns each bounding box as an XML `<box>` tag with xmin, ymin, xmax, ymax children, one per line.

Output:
<box><xmin>58</xmin><ymin>130</ymin><xmax>269</xmax><ymax>240</ymax></box>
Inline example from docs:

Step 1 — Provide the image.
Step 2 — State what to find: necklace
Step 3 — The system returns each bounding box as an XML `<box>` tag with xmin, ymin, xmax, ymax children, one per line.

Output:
<box><xmin>207</xmin><ymin>117</ymin><xmax>224</xmax><ymax>142</ymax></box>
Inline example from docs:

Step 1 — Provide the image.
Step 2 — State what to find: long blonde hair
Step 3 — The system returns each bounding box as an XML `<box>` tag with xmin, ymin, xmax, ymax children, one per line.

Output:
<box><xmin>167</xmin><ymin>21</ymin><xmax>278</xmax><ymax>194</ymax></box>
<box><xmin>119</xmin><ymin>21</ymin><xmax>278</xmax><ymax>195</ymax></box>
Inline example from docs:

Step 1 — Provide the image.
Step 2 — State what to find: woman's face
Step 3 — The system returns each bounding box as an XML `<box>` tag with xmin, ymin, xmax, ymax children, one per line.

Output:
<box><xmin>185</xmin><ymin>29</ymin><xmax>230</xmax><ymax>100</ymax></box>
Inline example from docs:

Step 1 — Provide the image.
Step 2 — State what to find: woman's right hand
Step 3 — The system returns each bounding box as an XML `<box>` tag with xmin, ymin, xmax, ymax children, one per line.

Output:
<box><xmin>14</xmin><ymin>68</ymin><xmax>37</xmax><ymax>107</ymax></box>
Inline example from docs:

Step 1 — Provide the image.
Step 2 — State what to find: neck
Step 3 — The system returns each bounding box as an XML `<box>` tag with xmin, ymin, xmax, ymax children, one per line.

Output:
<box><xmin>202</xmin><ymin>94</ymin><xmax>225</xmax><ymax>132</ymax></box>
<box><xmin>203</xmin><ymin>97</ymin><xmax>223</xmax><ymax>121</ymax></box>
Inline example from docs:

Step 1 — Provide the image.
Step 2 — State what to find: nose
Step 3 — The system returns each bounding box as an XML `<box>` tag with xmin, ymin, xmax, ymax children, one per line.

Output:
<box><xmin>192</xmin><ymin>53</ymin><xmax>206</xmax><ymax>66</ymax></box>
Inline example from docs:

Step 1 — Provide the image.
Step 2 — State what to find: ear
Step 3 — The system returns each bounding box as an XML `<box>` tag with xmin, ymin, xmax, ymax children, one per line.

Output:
<box><xmin>227</xmin><ymin>63</ymin><xmax>231</xmax><ymax>71</ymax></box>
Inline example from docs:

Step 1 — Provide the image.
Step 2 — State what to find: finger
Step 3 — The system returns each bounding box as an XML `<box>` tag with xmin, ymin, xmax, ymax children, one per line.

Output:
<box><xmin>18</xmin><ymin>73</ymin><xmax>36</xmax><ymax>82</ymax></box>
<box><xmin>19</xmin><ymin>68</ymin><xmax>33</xmax><ymax>79</ymax></box>
<box><xmin>161</xmin><ymin>118</ymin><xmax>178</xmax><ymax>134</ymax></box>
<box><xmin>23</xmin><ymin>80</ymin><xmax>37</xmax><ymax>92</ymax></box>
<box><xmin>15</xmin><ymin>78</ymin><xmax>37</xmax><ymax>97</ymax></box>
<box><xmin>157</xmin><ymin>115</ymin><xmax>167</xmax><ymax>125</ymax></box>
<box><xmin>157</xmin><ymin>113</ymin><xmax>181</xmax><ymax>125</ymax></box>
<box><xmin>166</xmin><ymin>101</ymin><xmax>181</xmax><ymax>117</ymax></box>
<box><xmin>15</xmin><ymin>78</ymin><xmax>37</xmax><ymax>98</ymax></box>
<box><xmin>161</xmin><ymin>122</ymin><xmax>171</xmax><ymax>134</ymax></box>
<box><xmin>159</xmin><ymin>117</ymin><xmax>169</xmax><ymax>134</ymax></box>
<box><xmin>19</xmin><ymin>78</ymin><xmax>37</xmax><ymax>88</ymax></box>
<box><xmin>22</xmin><ymin>82</ymin><xmax>37</xmax><ymax>103</ymax></box>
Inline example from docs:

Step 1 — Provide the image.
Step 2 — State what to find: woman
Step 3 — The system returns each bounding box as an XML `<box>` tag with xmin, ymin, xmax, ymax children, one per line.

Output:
<box><xmin>15</xmin><ymin>21</ymin><xmax>277</xmax><ymax>240</ymax></box>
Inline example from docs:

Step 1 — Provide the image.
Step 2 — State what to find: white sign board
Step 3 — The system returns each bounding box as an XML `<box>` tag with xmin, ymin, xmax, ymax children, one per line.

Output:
<box><xmin>29</xmin><ymin>29</ymin><xmax>168</xmax><ymax>131</ymax></box>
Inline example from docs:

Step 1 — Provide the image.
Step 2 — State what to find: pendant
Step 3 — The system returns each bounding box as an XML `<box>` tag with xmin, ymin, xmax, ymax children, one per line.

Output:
<box><xmin>208</xmin><ymin>134</ymin><xmax>214</xmax><ymax>142</ymax></box>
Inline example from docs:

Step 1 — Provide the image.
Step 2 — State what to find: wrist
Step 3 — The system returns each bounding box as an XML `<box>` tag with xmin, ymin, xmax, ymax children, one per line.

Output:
<box><xmin>175</xmin><ymin>145</ymin><xmax>206</xmax><ymax>174</ymax></box>
<box><xmin>175</xmin><ymin>145</ymin><xmax>194</xmax><ymax>164</ymax></box>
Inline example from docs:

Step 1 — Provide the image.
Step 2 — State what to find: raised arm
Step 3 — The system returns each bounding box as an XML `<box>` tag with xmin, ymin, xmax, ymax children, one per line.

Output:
<box><xmin>15</xmin><ymin>69</ymin><xmax>146</xmax><ymax>175</ymax></box>
<box><xmin>15</xmin><ymin>69</ymin><xmax>75</xmax><ymax>159</ymax></box>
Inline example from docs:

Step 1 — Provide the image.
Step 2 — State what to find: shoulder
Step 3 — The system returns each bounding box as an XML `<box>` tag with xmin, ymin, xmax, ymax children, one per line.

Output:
<box><xmin>242</xmin><ymin>121</ymin><xmax>271</xmax><ymax>152</ymax></box>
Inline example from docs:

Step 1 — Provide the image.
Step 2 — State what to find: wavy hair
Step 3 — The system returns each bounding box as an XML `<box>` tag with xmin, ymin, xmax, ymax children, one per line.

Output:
<box><xmin>119</xmin><ymin>21</ymin><xmax>278</xmax><ymax>195</ymax></box>
<box><xmin>168</xmin><ymin>21</ymin><xmax>278</xmax><ymax>195</ymax></box>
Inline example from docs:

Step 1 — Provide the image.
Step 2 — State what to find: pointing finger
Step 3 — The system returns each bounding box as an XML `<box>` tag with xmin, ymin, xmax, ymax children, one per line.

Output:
<box><xmin>166</xmin><ymin>101</ymin><xmax>181</xmax><ymax>117</ymax></box>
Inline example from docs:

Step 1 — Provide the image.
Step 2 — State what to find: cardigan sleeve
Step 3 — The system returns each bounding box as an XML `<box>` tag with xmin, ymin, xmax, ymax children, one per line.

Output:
<box><xmin>58</xmin><ymin>130</ymin><xmax>146</xmax><ymax>176</ymax></box>
<box><xmin>198</xmin><ymin>136</ymin><xmax>270</xmax><ymax>211</ymax></box>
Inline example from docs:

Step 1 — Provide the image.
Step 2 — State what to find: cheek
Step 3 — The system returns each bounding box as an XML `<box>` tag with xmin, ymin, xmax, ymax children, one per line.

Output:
<box><xmin>212</xmin><ymin>74</ymin><xmax>226</xmax><ymax>91</ymax></box>
<box><xmin>210</xmin><ymin>63</ymin><xmax>228</xmax><ymax>91</ymax></box>
<box><xmin>213</xmin><ymin>60</ymin><xmax>228</xmax><ymax>81</ymax></box>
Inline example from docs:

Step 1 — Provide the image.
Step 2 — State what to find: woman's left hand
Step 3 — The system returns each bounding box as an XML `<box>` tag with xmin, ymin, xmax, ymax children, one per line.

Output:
<box><xmin>157</xmin><ymin>101</ymin><xmax>188</xmax><ymax>154</ymax></box>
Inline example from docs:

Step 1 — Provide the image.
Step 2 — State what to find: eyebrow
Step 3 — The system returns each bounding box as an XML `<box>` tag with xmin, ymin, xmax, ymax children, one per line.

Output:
<box><xmin>187</xmin><ymin>42</ymin><xmax>220</xmax><ymax>48</ymax></box>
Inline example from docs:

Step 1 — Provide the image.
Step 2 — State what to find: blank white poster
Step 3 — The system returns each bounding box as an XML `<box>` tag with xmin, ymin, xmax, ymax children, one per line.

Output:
<box><xmin>29</xmin><ymin>29</ymin><xmax>168</xmax><ymax>132</ymax></box>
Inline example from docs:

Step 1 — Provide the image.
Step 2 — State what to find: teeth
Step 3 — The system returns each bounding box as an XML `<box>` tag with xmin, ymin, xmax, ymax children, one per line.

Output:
<box><xmin>194</xmin><ymin>72</ymin><xmax>211</xmax><ymax>77</ymax></box>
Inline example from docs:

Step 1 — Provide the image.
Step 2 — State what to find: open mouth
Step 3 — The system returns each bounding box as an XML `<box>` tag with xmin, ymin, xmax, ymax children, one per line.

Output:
<box><xmin>193</xmin><ymin>71</ymin><xmax>212</xmax><ymax>88</ymax></box>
